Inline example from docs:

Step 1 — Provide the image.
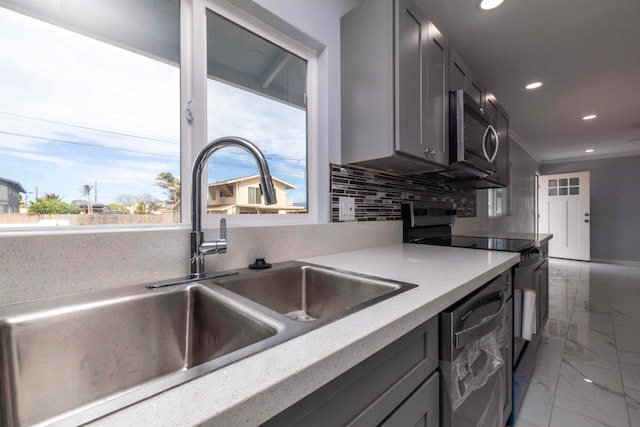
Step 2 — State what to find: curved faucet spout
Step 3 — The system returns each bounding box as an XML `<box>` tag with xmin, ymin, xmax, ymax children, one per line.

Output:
<box><xmin>190</xmin><ymin>136</ymin><xmax>277</xmax><ymax>278</ymax></box>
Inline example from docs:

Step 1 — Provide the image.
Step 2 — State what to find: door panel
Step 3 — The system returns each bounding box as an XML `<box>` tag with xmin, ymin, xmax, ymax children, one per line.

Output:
<box><xmin>396</xmin><ymin>0</ymin><xmax>425</xmax><ymax>156</ymax></box>
<box><xmin>539</xmin><ymin>172</ymin><xmax>590</xmax><ymax>260</ymax></box>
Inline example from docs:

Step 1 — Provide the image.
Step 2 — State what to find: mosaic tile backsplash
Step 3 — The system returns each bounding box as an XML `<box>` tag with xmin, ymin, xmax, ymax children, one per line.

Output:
<box><xmin>330</xmin><ymin>164</ymin><xmax>476</xmax><ymax>222</ymax></box>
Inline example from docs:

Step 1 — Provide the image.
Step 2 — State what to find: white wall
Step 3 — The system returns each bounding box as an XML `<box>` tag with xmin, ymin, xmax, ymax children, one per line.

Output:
<box><xmin>541</xmin><ymin>155</ymin><xmax>640</xmax><ymax>263</ymax></box>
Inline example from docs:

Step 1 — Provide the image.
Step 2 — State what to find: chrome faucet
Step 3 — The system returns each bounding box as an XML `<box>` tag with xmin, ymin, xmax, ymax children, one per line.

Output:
<box><xmin>189</xmin><ymin>136</ymin><xmax>277</xmax><ymax>279</ymax></box>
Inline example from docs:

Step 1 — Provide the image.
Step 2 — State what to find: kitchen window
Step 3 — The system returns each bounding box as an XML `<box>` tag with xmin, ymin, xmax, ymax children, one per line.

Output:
<box><xmin>488</xmin><ymin>187</ymin><xmax>509</xmax><ymax>217</ymax></box>
<box><xmin>0</xmin><ymin>0</ymin><xmax>317</xmax><ymax>230</ymax></box>
<box><xmin>204</xmin><ymin>8</ymin><xmax>308</xmax><ymax>219</ymax></box>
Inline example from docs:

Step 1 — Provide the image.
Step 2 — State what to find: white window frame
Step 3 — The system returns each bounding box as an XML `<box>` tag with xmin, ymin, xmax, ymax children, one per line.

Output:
<box><xmin>487</xmin><ymin>187</ymin><xmax>509</xmax><ymax>218</ymax></box>
<box><xmin>184</xmin><ymin>0</ymin><xmax>320</xmax><ymax>228</ymax></box>
<box><xmin>0</xmin><ymin>0</ymin><xmax>320</xmax><ymax>235</ymax></box>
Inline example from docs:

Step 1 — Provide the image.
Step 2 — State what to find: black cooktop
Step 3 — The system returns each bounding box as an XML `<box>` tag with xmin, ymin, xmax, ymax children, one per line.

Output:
<box><xmin>402</xmin><ymin>201</ymin><xmax>535</xmax><ymax>254</ymax></box>
<box><xmin>415</xmin><ymin>235</ymin><xmax>534</xmax><ymax>253</ymax></box>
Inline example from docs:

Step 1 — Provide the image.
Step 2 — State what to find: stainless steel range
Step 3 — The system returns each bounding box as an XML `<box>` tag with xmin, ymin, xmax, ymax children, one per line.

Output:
<box><xmin>402</xmin><ymin>201</ymin><xmax>541</xmax><ymax>426</ymax></box>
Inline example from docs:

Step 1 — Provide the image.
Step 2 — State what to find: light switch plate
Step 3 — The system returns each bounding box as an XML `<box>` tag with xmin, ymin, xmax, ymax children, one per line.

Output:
<box><xmin>338</xmin><ymin>197</ymin><xmax>355</xmax><ymax>221</ymax></box>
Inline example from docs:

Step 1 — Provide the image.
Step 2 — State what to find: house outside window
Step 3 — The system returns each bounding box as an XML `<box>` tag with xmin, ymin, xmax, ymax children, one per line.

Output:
<box><xmin>206</xmin><ymin>175</ymin><xmax>303</xmax><ymax>214</ymax></box>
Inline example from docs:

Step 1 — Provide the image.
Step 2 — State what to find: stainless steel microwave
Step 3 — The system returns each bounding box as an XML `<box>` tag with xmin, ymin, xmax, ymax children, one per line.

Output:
<box><xmin>448</xmin><ymin>89</ymin><xmax>499</xmax><ymax>178</ymax></box>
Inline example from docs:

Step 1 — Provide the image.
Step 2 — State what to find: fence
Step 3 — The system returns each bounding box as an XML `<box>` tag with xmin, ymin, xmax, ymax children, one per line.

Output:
<box><xmin>0</xmin><ymin>212</ymin><xmax>180</xmax><ymax>227</ymax></box>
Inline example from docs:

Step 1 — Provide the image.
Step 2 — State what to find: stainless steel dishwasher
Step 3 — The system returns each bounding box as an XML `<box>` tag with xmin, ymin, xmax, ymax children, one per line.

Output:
<box><xmin>439</xmin><ymin>272</ymin><xmax>513</xmax><ymax>427</ymax></box>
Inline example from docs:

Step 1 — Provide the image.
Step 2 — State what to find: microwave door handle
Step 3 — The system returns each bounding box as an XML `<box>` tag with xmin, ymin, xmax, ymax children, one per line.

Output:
<box><xmin>482</xmin><ymin>124</ymin><xmax>499</xmax><ymax>163</ymax></box>
<box><xmin>454</xmin><ymin>291</ymin><xmax>505</xmax><ymax>349</ymax></box>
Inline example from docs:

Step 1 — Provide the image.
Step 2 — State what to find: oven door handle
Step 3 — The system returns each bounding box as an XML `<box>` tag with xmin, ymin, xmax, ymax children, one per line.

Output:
<box><xmin>455</xmin><ymin>291</ymin><xmax>505</xmax><ymax>349</ymax></box>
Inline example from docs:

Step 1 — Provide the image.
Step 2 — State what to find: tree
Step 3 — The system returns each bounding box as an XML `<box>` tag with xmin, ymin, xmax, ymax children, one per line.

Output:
<box><xmin>155</xmin><ymin>172</ymin><xmax>180</xmax><ymax>205</ymax></box>
<box><xmin>79</xmin><ymin>184</ymin><xmax>94</xmax><ymax>214</ymax></box>
<box><xmin>134</xmin><ymin>201</ymin><xmax>147</xmax><ymax>214</ymax></box>
<box><xmin>43</xmin><ymin>193</ymin><xmax>62</xmax><ymax>201</ymax></box>
<box><xmin>116</xmin><ymin>194</ymin><xmax>161</xmax><ymax>214</ymax></box>
<box><xmin>141</xmin><ymin>193</ymin><xmax>162</xmax><ymax>213</ymax></box>
<box><xmin>106</xmin><ymin>203</ymin><xmax>126</xmax><ymax>212</ymax></box>
<box><xmin>29</xmin><ymin>196</ymin><xmax>81</xmax><ymax>215</ymax></box>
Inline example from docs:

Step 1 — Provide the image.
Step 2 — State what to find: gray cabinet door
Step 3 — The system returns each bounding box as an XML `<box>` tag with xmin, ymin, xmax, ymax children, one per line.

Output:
<box><xmin>485</xmin><ymin>94</ymin><xmax>499</xmax><ymax>126</ymax></box>
<box><xmin>380</xmin><ymin>372</ymin><xmax>439</xmax><ymax>427</ymax></box>
<box><xmin>449</xmin><ymin>48</ymin><xmax>485</xmax><ymax>106</ymax></box>
<box><xmin>396</xmin><ymin>2</ymin><xmax>449</xmax><ymax>168</ymax></box>
<box><xmin>261</xmin><ymin>316</ymin><xmax>438</xmax><ymax>427</ymax></box>
<box><xmin>423</xmin><ymin>22</ymin><xmax>449</xmax><ymax>166</ymax></box>
<box><xmin>341</xmin><ymin>0</ymin><xmax>448</xmax><ymax>173</ymax></box>
<box><xmin>395</xmin><ymin>0</ymin><xmax>427</xmax><ymax>159</ymax></box>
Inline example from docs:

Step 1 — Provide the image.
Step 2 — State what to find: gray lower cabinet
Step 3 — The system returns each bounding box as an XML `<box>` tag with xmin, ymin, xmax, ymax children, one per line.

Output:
<box><xmin>379</xmin><ymin>372</ymin><xmax>439</xmax><ymax>427</ymax></box>
<box><xmin>341</xmin><ymin>0</ymin><xmax>449</xmax><ymax>174</ymax></box>
<box><xmin>260</xmin><ymin>316</ymin><xmax>439</xmax><ymax>427</ymax></box>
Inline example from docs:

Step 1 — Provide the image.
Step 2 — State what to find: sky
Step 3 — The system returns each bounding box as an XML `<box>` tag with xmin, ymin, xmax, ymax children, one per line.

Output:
<box><xmin>0</xmin><ymin>6</ymin><xmax>307</xmax><ymax>206</ymax></box>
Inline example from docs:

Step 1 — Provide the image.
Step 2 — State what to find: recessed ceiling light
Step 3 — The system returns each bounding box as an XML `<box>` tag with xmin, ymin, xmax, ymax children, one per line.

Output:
<box><xmin>477</xmin><ymin>0</ymin><xmax>504</xmax><ymax>11</ymax></box>
<box><xmin>525</xmin><ymin>82</ymin><xmax>543</xmax><ymax>90</ymax></box>
<box><xmin>583</xmin><ymin>114</ymin><xmax>597</xmax><ymax>120</ymax></box>
<box><xmin>585</xmin><ymin>149</ymin><xmax>595</xmax><ymax>153</ymax></box>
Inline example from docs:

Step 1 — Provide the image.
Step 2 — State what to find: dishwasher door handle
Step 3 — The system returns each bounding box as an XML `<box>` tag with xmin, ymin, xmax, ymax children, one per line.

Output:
<box><xmin>454</xmin><ymin>291</ymin><xmax>506</xmax><ymax>349</ymax></box>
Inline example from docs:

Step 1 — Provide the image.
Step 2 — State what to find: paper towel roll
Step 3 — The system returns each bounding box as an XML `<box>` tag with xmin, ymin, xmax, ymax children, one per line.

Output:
<box><xmin>514</xmin><ymin>289</ymin><xmax>523</xmax><ymax>338</ymax></box>
<box><xmin>522</xmin><ymin>288</ymin><xmax>537</xmax><ymax>341</ymax></box>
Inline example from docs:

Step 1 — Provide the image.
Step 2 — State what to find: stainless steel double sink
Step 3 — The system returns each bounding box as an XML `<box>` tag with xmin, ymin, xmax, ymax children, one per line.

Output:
<box><xmin>0</xmin><ymin>261</ymin><xmax>415</xmax><ymax>426</ymax></box>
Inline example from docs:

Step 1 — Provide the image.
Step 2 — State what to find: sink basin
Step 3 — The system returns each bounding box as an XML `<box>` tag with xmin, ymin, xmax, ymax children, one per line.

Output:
<box><xmin>0</xmin><ymin>284</ymin><xmax>280</xmax><ymax>427</ymax></box>
<box><xmin>214</xmin><ymin>262</ymin><xmax>416</xmax><ymax>322</ymax></box>
<box><xmin>0</xmin><ymin>262</ymin><xmax>415</xmax><ymax>426</ymax></box>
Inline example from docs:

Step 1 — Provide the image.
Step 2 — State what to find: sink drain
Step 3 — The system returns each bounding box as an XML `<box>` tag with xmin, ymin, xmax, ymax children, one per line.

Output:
<box><xmin>285</xmin><ymin>310</ymin><xmax>316</xmax><ymax>321</ymax></box>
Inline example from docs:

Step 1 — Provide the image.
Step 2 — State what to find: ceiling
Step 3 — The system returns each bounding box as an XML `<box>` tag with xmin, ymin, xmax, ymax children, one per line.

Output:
<box><xmin>414</xmin><ymin>0</ymin><xmax>640</xmax><ymax>163</ymax></box>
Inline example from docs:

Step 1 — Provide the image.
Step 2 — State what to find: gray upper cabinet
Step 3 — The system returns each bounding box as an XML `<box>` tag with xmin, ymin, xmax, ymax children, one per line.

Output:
<box><xmin>449</xmin><ymin>48</ymin><xmax>485</xmax><ymax>107</ymax></box>
<box><xmin>424</xmin><ymin>22</ymin><xmax>449</xmax><ymax>167</ymax></box>
<box><xmin>341</xmin><ymin>0</ymin><xmax>449</xmax><ymax>174</ymax></box>
<box><xmin>449</xmin><ymin>51</ymin><xmax>510</xmax><ymax>188</ymax></box>
<box><xmin>484</xmin><ymin>94</ymin><xmax>499</xmax><ymax>126</ymax></box>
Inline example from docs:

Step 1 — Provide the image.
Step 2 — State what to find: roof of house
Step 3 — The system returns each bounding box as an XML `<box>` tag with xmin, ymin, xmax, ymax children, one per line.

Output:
<box><xmin>0</xmin><ymin>177</ymin><xmax>26</xmax><ymax>193</ymax></box>
<box><xmin>207</xmin><ymin>175</ymin><xmax>296</xmax><ymax>189</ymax></box>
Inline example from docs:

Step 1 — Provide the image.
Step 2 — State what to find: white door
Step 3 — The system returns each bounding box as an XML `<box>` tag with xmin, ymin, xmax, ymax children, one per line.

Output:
<box><xmin>539</xmin><ymin>172</ymin><xmax>590</xmax><ymax>261</ymax></box>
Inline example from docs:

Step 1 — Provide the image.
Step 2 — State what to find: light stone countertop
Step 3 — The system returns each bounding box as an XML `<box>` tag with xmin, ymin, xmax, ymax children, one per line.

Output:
<box><xmin>89</xmin><ymin>244</ymin><xmax>519</xmax><ymax>427</ymax></box>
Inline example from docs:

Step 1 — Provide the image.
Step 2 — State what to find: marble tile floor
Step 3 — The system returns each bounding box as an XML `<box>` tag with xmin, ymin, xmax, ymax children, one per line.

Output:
<box><xmin>514</xmin><ymin>258</ymin><xmax>640</xmax><ymax>427</ymax></box>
